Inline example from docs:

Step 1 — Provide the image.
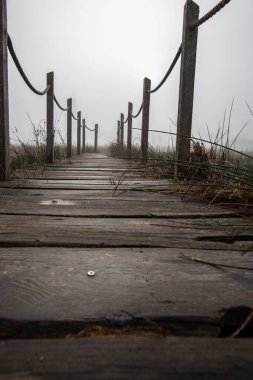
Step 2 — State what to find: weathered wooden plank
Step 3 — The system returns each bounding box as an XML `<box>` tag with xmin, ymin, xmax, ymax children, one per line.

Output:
<box><xmin>0</xmin><ymin>179</ymin><xmax>170</xmax><ymax>188</ymax></box>
<box><xmin>0</xmin><ymin>248</ymin><xmax>252</xmax><ymax>321</ymax></box>
<box><xmin>54</xmin><ymin>156</ymin><xmax>131</xmax><ymax>164</ymax></box>
<box><xmin>0</xmin><ymin>189</ymin><xmax>241</xmax><ymax>217</ymax></box>
<box><xmin>11</xmin><ymin>171</ymin><xmax>149</xmax><ymax>180</ymax></box>
<box><xmin>8</xmin><ymin>170</ymin><xmax>161</xmax><ymax>182</ymax></box>
<box><xmin>45</xmin><ymin>167</ymin><xmax>144</xmax><ymax>172</ymax></box>
<box><xmin>48</xmin><ymin>162</ymin><xmax>137</xmax><ymax>169</ymax></box>
<box><xmin>0</xmin><ymin>215</ymin><xmax>252</xmax><ymax>250</ymax></box>
<box><xmin>1</xmin><ymin>338</ymin><xmax>253</xmax><ymax>380</ymax></box>
<box><xmin>12</xmin><ymin>179</ymin><xmax>162</xmax><ymax>185</ymax></box>
<box><xmin>0</xmin><ymin>183</ymin><xmax>167</xmax><ymax>190</ymax></box>
<box><xmin>0</xmin><ymin>187</ymin><xmax>250</xmax><ymax>212</ymax></box>
<box><xmin>0</xmin><ymin>201</ymin><xmax>245</xmax><ymax>217</ymax></box>
<box><xmin>0</xmin><ymin>187</ymin><xmax>177</xmax><ymax>201</ymax></box>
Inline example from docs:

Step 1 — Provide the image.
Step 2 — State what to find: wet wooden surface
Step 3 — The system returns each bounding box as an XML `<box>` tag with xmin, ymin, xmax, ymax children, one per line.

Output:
<box><xmin>0</xmin><ymin>153</ymin><xmax>252</xmax><ymax>379</ymax></box>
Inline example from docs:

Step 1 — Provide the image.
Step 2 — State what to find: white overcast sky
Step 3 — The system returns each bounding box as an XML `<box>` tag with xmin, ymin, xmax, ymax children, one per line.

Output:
<box><xmin>7</xmin><ymin>0</ymin><xmax>253</xmax><ymax>150</ymax></box>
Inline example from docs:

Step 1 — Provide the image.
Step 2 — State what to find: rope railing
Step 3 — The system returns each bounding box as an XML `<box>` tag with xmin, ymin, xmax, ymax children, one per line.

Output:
<box><xmin>54</xmin><ymin>94</ymin><xmax>68</xmax><ymax>112</ymax></box>
<box><xmin>190</xmin><ymin>0</ymin><xmax>232</xmax><ymax>30</ymax></box>
<box><xmin>0</xmin><ymin>0</ymin><xmax>235</xmax><ymax>181</ymax></box>
<box><xmin>7</xmin><ymin>34</ymin><xmax>51</xmax><ymax>96</ymax></box>
<box><xmin>148</xmin><ymin>44</ymin><xmax>182</xmax><ymax>94</ymax></box>
<box><xmin>119</xmin><ymin>45</ymin><xmax>182</xmax><ymax>128</ymax></box>
<box><xmin>131</xmin><ymin>103</ymin><xmax>143</xmax><ymax>119</ymax></box>
<box><xmin>116</xmin><ymin>0</ymin><xmax>235</xmax><ymax>178</ymax></box>
<box><xmin>72</xmin><ymin>112</ymin><xmax>78</xmax><ymax>121</ymax></box>
<box><xmin>2</xmin><ymin>30</ymin><xmax>99</xmax><ymax>175</ymax></box>
<box><xmin>85</xmin><ymin>125</ymin><xmax>96</xmax><ymax>132</ymax></box>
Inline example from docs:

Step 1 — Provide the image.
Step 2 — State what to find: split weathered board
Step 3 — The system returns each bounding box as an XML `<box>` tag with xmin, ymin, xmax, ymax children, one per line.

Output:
<box><xmin>0</xmin><ymin>153</ymin><xmax>252</xmax><ymax>379</ymax></box>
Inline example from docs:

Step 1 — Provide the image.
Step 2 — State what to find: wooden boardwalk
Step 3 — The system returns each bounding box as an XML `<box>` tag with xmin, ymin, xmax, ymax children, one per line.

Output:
<box><xmin>0</xmin><ymin>153</ymin><xmax>252</xmax><ymax>379</ymax></box>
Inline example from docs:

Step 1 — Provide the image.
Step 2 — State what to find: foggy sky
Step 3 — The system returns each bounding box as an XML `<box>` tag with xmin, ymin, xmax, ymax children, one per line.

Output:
<box><xmin>7</xmin><ymin>0</ymin><xmax>253</xmax><ymax>150</ymax></box>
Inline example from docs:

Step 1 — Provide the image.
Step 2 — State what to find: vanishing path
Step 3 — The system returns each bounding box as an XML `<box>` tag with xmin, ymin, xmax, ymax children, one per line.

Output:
<box><xmin>0</xmin><ymin>153</ymin><xmax>252</xmax><ymax>378</ymax></box>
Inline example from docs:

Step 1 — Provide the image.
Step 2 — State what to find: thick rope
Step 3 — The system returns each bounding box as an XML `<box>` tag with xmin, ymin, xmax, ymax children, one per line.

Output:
<box><xmin>124</xmin><ymin>117</ymin><xmax>129</xmax><ymax>124</ymax></box>
<box><xmin>85</xmin><ymin>125</ymin><xmax>95</xmax><ymax>132</ymax></box>
<box><xmin>7</xmin><ymin>34</ymin><xmax>50</xmax><ymax>96</ymax></box>
<box><xmin>131</xmin><ymin>103</ymin><xmax>143</xmax><ymax>119</ymax></box>
<box><xmin>148</xmin><ymin>45</ymin><xmax>182</xmax><ymax>94</ymax></box>
<box><xmin>72</xmin><ymin>112</ymin><xmax>78</xmax><ymax>121</ymax></box>
<box><xmin>190</xmin><ymin>0</ymin><xmax>232</xmax><ymax>30</ymax></box>
<box><xmin>54</xmin><ymin>95</ymin><xmax>68</xmax><ymax>111</ymax></box>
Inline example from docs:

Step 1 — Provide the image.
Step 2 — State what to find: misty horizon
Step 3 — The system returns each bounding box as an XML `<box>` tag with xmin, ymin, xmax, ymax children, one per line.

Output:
<box><xmin>7</xmin><ymin>0</ymin><xmax>253</xmax><ymax>151</ymax></box>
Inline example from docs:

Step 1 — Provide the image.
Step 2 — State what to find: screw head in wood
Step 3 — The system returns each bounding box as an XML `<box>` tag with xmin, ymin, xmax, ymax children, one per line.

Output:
<box><xmin>87</xmin><ymin>271</ymin><xmax>96</xmax><ymax>277</ymax></box>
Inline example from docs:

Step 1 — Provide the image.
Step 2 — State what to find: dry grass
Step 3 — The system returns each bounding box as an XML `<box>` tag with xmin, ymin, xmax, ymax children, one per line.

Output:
<box><xmin>108</xmin><ymin>136</ymin><xmax>253</xmax><ymax>206</ymax></box>
<box><xmin>10</xmin><ymin>116</ymin><xmax>67</xmax><ymax>173</ymax></box>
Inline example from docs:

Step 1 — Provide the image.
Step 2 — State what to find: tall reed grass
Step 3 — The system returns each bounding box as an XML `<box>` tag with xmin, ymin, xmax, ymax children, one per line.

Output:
<box><xmin>10</xmin><ymin>114</ymin><xmax>67</xmax><ymax>172</ymax></box>
<box><xmin>108</xmin><ymin>102</ymin><xmax>253</xmax><ymax>205</ymax></box>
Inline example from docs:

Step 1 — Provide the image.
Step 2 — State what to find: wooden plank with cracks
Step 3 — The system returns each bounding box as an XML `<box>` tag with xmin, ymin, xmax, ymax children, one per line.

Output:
<box><xmin>0</xmin><ymin>215</ymin><xmax>252</xmax><ymax>250</ymax></box>
<box><xmin>0</xmin><ymin>248</ymin><xmax>252</xmax><ymax>322</ymax></box>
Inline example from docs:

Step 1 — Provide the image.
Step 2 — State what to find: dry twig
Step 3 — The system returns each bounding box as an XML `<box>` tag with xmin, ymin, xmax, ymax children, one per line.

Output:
<box><xmin>180</xmin><ymin>253</ymin><xmax>253</xmax><ymax>271</ymax></box>
<box><xmin>229</xmin><ymin>309</ymin><xmax>253</xmax><ymax>338</ymax></box>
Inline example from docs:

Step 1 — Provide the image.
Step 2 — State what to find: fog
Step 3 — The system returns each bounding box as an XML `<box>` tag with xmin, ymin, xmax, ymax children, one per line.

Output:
<box><xmin>7</xmin><ymin>0</ymin><xmax>253</xmax><ymax>151</ymax></box>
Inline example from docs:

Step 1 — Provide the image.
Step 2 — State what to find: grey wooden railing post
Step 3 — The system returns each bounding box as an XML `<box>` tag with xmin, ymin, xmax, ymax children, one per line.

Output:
<box><xmin>120</xmin><ymin>113</ymin><xmax>124</xmax><ymax>149</ymax></box>
<box><xmin>82</xmin><ymin>118</ymin><xmax>86</xmax><ymax>153</ymax></box>
<box><xmin>117</xmin><ymin>120</ymin><xmax>120</xmax><ymax>145</ymax></box>
<box><xmin>77</xmin><ymin>111</ymin><xmax>81</xmax><ymax>155</ymax></box>
<box><xmin>0</xmin><ymin>0</ymin><xmax>9</xmax><ymax>180</ymax></box>
<box><xmin>46</xmin><ymin>72</ymin><xmax>54</xmax><ymax>164</ymax></box>
<box><xmin>127</xmin><ymin>102</ymin><xmax>133</xmax><ymax>159</ymax></box>
<box><xmin>175</xmin><ymin>0</ymin><xmax>199</xmax><ymax>178</ymax></box>
<box><xmin>141</xmin><ymin>77</ymin><xmax>151</xmax><ymax>160</ymax></box>
<box><xmin>94</xmin><ymin>124</ymin><xmax>98</xmax><ymax>153</ymax></box>
<box><xmin>67</xmin><ymin>98</ymin><xmax>72</xmax><ymax>158</ymax></box>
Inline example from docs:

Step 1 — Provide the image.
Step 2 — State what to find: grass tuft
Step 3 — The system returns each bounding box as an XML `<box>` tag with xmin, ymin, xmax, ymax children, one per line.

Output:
<box><xmin>108</xmin><ymin>126</ymin><xmax>253</xmax><ymax>206</ymax></box>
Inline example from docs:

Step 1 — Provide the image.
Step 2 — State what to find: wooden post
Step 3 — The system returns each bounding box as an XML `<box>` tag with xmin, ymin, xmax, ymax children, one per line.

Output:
<box><xmin>94</xmin><ymin>124</ymin><xmax>98</xmax><ymax>153</ymax></box>
<box><xmin>77</xmin><ymin>111</ymin><xmax>81</xmax><ymax>155</ymax></box>
<box><xmin>0</xmin><ymin>0</ymin><xmax>9</xmax><ymax>180</ymax></box>
<box><xmin>46</xmin><ymin>72</ymin><xmax>54</xmax><ymax>164</ymax></box>
<box><xmin>175</xmin><ymin>0</ymin><xmax>199</xmax><ymax>178</ymax></box>
<box><xmin>120</xmin><ymin>113</ymin><xmax>124</xmax><ymax>149</ymax></box>
<box><xmin>67</xmin><ymin>98</ymin><xmax>72</xmax><ymax>158</ymax></box>
<box><xmin>127</xmin><ymin>102</ymin><xmax>133</xmax><ymax>159</ymax></box>
<box><xmin>117</xmin><ymin>120</ymin><xmax>120</xmax><ymax>145</ymax></box>
<box><xmin>82</xmin><ymin>118</ymin><xmax>86</xmax><ymax>153</ymax></box>
<box><xmin>141</xmin><ymin>77</ymin><xmax>151</xmax><ymax>160</ymax></box>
